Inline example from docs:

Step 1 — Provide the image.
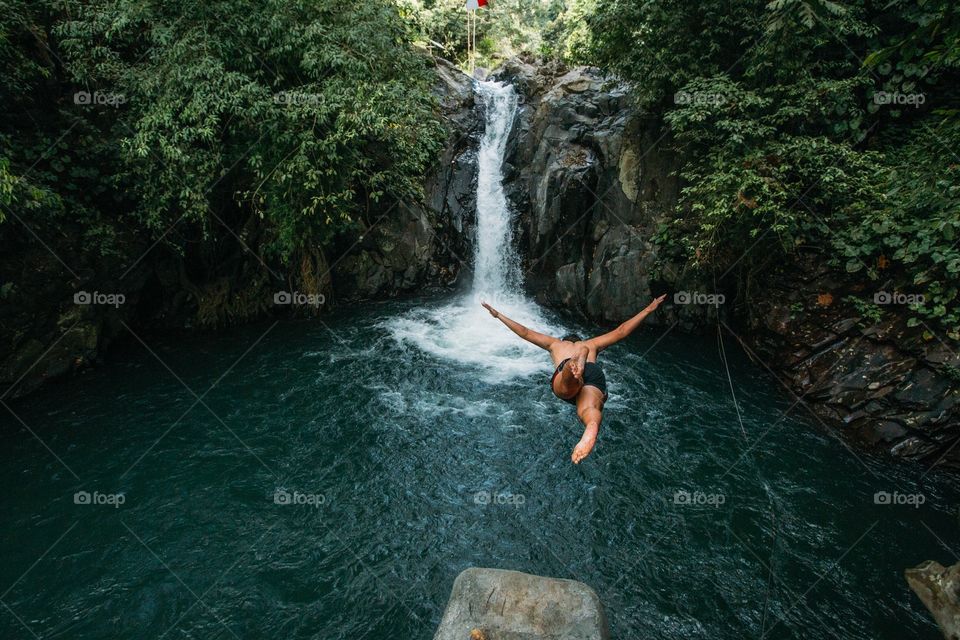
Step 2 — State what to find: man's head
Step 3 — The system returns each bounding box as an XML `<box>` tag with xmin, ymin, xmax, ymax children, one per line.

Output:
<box><xmin>561</xmin><ymin>333</ymin><xmax>582</xmax><ymax>343</ymax></box>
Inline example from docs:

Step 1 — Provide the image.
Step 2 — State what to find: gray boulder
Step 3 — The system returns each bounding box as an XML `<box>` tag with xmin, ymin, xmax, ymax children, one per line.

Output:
<box><xmin>434</xmin><ymin>567</ymin><xmax>609</xmax><ymax>640</ymax></box>
<box><xmin>906</xmin><ymin>560</ymin><xmax>960</xmax><ymax>639</ymax></box>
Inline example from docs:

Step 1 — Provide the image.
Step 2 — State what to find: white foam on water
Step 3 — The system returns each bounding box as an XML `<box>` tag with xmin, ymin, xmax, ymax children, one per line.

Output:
<box><xmin>386</xmin><ymin>294</ymin><xmax>560</xmax><ymax>381</ymax></box>
<box><xmin>385</xmin><ymin>80</ymin><xmax>565</xmax><ymax>383</ymax></box>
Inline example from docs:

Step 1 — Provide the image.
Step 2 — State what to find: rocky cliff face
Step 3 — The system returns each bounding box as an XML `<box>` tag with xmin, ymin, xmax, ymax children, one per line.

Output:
<box><xmin>495</xmin><ymin>59</ymin><xmax>683</xmax><ymax>325</ymax></box>
<box><xmin>332</xmin><ymin>59</ymin><xmax>481</xmax><ymax>301</ymax></box>
<box><xmin>0</xmin><ymin>220</ymin><xmax>152</xmax><ymax>399</ymax></box>
<box><xmin>747</xmin><ymin>259</ymin><xmax>960</xmax><ymax>463</ymax></box>
<box><xmin>495</xmin><ymin>58</ymin><xmax>960</xmax><ymax>468</ymax></box>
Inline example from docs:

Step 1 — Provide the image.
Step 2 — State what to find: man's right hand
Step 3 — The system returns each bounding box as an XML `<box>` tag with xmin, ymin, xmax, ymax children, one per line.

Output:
<box><xmin>646</xmin><ymin>294</ymin><xmax>667</xmax><ymax>312</ymax></box>
<box><xmin>481</xmin><ymin>302</ymin><xmax>499</xmax><ymax>318</ymax></box>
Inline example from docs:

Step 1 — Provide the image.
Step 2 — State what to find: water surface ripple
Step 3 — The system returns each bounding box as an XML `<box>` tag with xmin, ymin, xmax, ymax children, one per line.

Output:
<box><xmin>1</xmin><ymin>297</ymin><xmax>957</xmax><ymax>639</ymax></box>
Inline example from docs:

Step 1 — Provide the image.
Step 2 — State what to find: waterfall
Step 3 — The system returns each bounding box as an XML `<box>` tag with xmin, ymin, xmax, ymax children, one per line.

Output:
<box><xmin>385</xmin><ymin>80</ymin><xmax>563</xmax><ymax>381</ymax></box>
<box><xmin>472</xmin><ymin>81</ymin><xmax>520</xmax><ymax>296</ymax></box>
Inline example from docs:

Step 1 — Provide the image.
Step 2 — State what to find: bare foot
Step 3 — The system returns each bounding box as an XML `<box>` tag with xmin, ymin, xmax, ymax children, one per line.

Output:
<box><xmin>571</xmin><ymin>430</ymin><xmax>597</xmax><ymax>464</ymax></box>
<box><xmin>569</xmin><ymin>360</ymin><xmax>584</xmax><ymax>383</ymax></box>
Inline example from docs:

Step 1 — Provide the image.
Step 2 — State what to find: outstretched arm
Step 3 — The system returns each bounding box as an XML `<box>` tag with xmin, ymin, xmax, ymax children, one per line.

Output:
<box><xmin>586</xmin><ymin>294</ymin><xmax>667</xmax><ymax>352</ymax></box>
<box><xmin>482</xmin><ymin>302</ymin><xmax>558</xmax><ymax>350</ymax></box>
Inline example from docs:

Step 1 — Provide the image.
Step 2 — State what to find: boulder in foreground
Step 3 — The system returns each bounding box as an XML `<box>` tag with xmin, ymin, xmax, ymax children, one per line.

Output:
<box><xmin>434</xmin><ymin>567</ymin><xmax>609</xmax><ymax>640</ymax></box>
<box><xmin>906</xmin><ymin>560</ymin><xmax>960</xmax><ymax>639</ymax></box>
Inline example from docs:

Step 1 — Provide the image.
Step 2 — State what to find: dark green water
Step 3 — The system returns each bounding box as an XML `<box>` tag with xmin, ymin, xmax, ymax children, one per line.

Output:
<box><xmin>2</xmin><ymin>294</ymin><xmax>957</xmax><ymax>639</ymax></box>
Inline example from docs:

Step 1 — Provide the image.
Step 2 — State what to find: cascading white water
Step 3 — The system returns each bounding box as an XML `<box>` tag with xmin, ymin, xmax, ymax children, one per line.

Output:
<box><xmin>472</xmin><ymin>81</ymin><xmax>520</xmax><ymax>296</ymax></box>
<box><xmin>385</xmin><ymin>80</ymin><xmax>563</xmax><ymax>381</ymax></box>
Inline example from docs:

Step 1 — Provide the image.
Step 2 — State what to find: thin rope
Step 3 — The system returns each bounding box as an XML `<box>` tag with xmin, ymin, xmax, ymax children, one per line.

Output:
<box><xmin>717</xmin><ymin>323</ymin><xmax>748</xmax><ymax>440</ymax></box>
<box><xmin>759</xmin><ymin>509</ymin><xmax>779</xmax><ymax>635</ymax></box>
<box><xmin>717</xmin><ymin>319</ymin><xmax>777</xmax><ymax>634</ymax></box>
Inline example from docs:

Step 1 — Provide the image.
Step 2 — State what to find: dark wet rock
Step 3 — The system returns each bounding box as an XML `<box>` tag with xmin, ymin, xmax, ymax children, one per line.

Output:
<box><xmin>496</xmin><ymin>62</ymin><xmax>681</xmax><ymax>324</ymax></box>
<box><xmin>333</xmin><ymin>58</ymin><xmax>480</xmax><ymax>300</ymax></box>
<box><xmin>925</xmin><ymin>343</ymin><xmax>960</xmax><ymax>367</ymax></box>
<box><xmin>333</xmin><ymin>201</ymin><xmax>441</xmax><ymax>299</ymax></box>
<box><xmin>555</xmin><ymin>262</ymin><xmax>585</xmax><ymax>307</ymax></box>
<box><xmin>865</xmin><ymin>420</ymin><xmax>908</xmax><ymax>444</ymax></box>
<box><xmin>743</xmin><ymin>273</ymin><xmax>960</xmax><ymax>467</ymax></box>
<box><xmin>895</xmin><ymin>368</ymin><xmax>951</xmax><ymax>410</ymax></box>
<box><xmin>434</xmin><ymin>567</ymin><xmax>610</xmax><ymax>640</ymax></box>
<box><xmin>584</xmin><ymin>226</ymin><xmax>658</xmax><ymax>323</ymax></box>
<box><xmin>0</xmin><ymin>229</ymin><xmax>150</xmax><ymax>398</ymax></box>
<box><xmin>906</xmin><ymin>560</ymin><xmax>960</xmax><ymax>639</ymax></box>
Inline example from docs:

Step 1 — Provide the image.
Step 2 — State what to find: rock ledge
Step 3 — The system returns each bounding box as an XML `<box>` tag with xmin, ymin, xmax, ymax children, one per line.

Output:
<box><xmin>906</xmin><ymin>560</ymin><xmax>960</xmax><ymax>639</ymax></box>
<box><xmin>434</xmin><ymin>567</ymin><xmax>610</xmax><ymax>640</ymax></box>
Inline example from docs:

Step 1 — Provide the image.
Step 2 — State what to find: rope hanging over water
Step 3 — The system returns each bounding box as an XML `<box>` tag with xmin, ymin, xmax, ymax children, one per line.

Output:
<box><xmin>716</xmin><ymin>320</ymin><xmax>779</xmax><ymax>635</ymax></box>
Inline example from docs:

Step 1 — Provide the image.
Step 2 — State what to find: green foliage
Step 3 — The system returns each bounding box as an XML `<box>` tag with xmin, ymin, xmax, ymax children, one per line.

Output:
<box><xmin>835</xmin><ymin>117</ymin><xmax>960</xmax><ymax>335</ymax></box>
<box><xmin>582</xmin><ymin>0</ymin><xmax>769</xmax><ymax>107</ymax></box>
<box><xmin>677</xmin><ymin>135</ymin><xmax>886</xmax><ymax>263</ymax></box>
<box><xmin>540</xmin><ymin>0</ymin><xmax>595</xmax><ymax>63</ymax></box>
<box><xmin>865</xmin><ymin>0</ymin><xmax>960</xmax><ymax>73</ymax></box>
<box><xmin>944</xmin><ymin>364</ymin><xmax>960</xmax><ymax>383</ymax></box>
<box><xmin>55</xmin><ymin>0</ymin><xmax>444</xmax><ymax>259</ymax></box>
<box><xmin>845</xmin><ymin>295</ymin><xmax>884</xmax><ymax>326</ymax></box>
<box><xmin>397</xmin><ymin>0</ymin><xmax>471</xmax><ymax>61</ymax></box>
<box><xmin>0</xmin><ymin>0</ymin><xmax>53</xmax><ymax>95</ymax></box>
<box><xmin>398</xmin><ymin>0</ymin><xmax>567</xmax><ymax>69</ymax></box>
<box><xmin>2</xmin><ymin>0</ymin><xmax>445</xmax><ymax>268</ymax></box>
<box><xmin>559</xmin><ymin>0</ymin><xmax>960</xmax><ymax>337</ymax></box>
